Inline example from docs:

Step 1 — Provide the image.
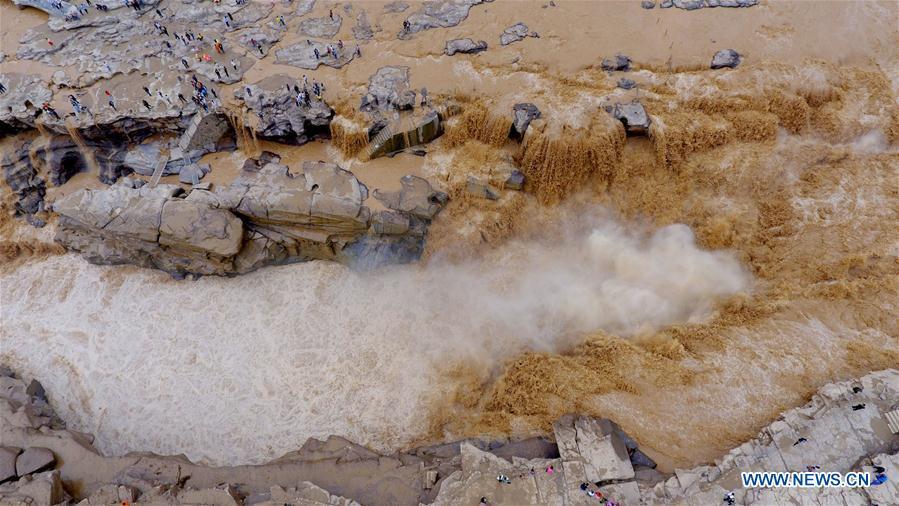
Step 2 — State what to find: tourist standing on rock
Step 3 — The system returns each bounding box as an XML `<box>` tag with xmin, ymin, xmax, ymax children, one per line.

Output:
<box><xmin>329</xmin><ymin>9</ymin><xmax>333</xmax><ymax>20</ymax></box>
<box><xmin>181</xmin><ymin>58</ymin><xmax>189</xmax><ymax>69</ymax></box>
<box><xmin>354</xmin><ymin>44</ymin><xmax>361</xmax><ymax>57</ymax></box>
<box><xmin>0</xmin><ymin>82</ymin><xmax>6</xmax><ymax>94</ymax></box>
<box><xmin>142</xmin><ymin>99</ymin><xmax>152</xmax><ymax>110</ymax></box>
<box><xmin>223</xmin><ymin>15</ymin><xmax>230</xmax><ymax>28</ymax></box>
<box><xmin>108</xmin><ymin>99</ymin><xmax>116</xmax><ymax>111</ymax></box>
<box><xmin>278</xmin><ymin>15</ymin><xmax>285</xmax><ymax>26</ymax></box>
<box><xmin>143</xmin><ymin>86</ymin><xmax>151</xmax><ymax>97</ymax></box>
<box><xmin>231</xmin><ymin>59</ymin><xmax>239</xmax><ymax>70</ymax></box>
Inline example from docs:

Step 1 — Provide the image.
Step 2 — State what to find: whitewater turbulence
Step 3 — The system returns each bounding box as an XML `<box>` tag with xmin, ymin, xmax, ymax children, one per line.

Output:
<box><xmin>0</xmin><ymin>210</ymin><xmax>748</xmax><ymax>465</ymax></box>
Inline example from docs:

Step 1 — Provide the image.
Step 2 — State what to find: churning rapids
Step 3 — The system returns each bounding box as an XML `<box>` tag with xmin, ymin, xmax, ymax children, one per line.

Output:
<box><xmin>0</xmin><ymin>211</ymin><xmax>748</xmax><ymax>466</ymax></box>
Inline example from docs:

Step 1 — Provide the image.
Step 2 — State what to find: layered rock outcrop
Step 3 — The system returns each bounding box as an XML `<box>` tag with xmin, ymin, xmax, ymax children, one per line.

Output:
<box><xmin>52</xmin><ymin>160</ymin><xmax>447</xmax><ymax>276</ymax></box>
<box><xmin>234</xmin><ymin>76</ymin><xmax>334</xmax><ymax>142</ymax></box>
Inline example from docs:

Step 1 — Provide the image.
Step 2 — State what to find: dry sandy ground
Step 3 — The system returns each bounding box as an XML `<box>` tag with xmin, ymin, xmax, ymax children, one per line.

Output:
<box><xmin>1</xmin><ymin>0</ymin><xmax>898</xmax><ymax>472</ymax></box>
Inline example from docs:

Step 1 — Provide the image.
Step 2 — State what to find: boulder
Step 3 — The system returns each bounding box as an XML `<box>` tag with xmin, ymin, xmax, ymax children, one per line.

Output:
<box><xmin>601</xmin><ymin>54</ymin><xmax>632</xmax><ymax>71</ymax></box>
<box><xmin>398</xmin><ymin>0</ymin><xmax>487</xmax><ymax>39</ymax></box>
<box><xmin>673</xmin><ymin>0</ymin><xmax>704</xmax><ymax>8</ymax></box>
<box><xmin>373</xmin><ymin>175</ymin><xmax>447</xmax><ymax>220</ymax></box>
<box><xmin>500</xmin><ymin>22</ymin><xmax>536</xmax><ymax>46</ymax></box>
<box><xmin>510</xmin><ymin>103</ymin><xmax>541</xmax><ymax>139</ymax></box>
<box><xmin>611</xmin><ymin>102</ymin><xmax>650</xmax><ymax>135</ymax></box>
<box><xmin>15</xmin><ymin>447</ymin><xmax>55</xmax><ymax>477</ymax></box>
<box><xmin>0</xmin><ymin>448</ymin><xmax>21</xmax><ymax>483</ymax></box>
<box><xmin>445</xmin><ymin>38</ymin><xmax>488</xmax><ymax>56</ymax></box>
<box><xmin>465</xmin><ymin>177</ymin><xmax>499</xmax><ymax>200</ymax></box>
<box><xmin>504</xmin><ymin>170</ymin><xmax>525</xmax><ymax>190</ymax></box>
<box><xmin>553</xmin><ymin>416</ymin><xmax>635</xmax><ymax>483</ymax></box>
<box><xmin>360</xmin><ymin>66</ymin><xmax>416</xmax><ymax>112</ymax></box>
<box><xmin>179</xmin><ymin>163</ymin><xmax>211</xmax><ymax>185</ymax></box>
<box><xmin>642</xmin><ymin>0</ymin><xmax>656</xmax><ymax>8</ymax></box>
<box><xmin>711</xmin><ymin>48</ymin><xmax>741</xmax><ymax>69</ymax></box>
<box><xmin>617</xmin><ymin>78</ymin><xmax>637</xmax><ymax>89</ymax></box>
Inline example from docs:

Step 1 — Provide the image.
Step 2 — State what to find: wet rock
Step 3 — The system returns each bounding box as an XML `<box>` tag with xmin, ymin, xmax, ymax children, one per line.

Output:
<box><xmin>504</xmin><ymin>170</ymin><xmax>525</xmax><ymax>190</ymax></box>
<box><xmin>601</xmin><ymin>54</ymin><xmax>632</xmax><ymax>71</ymax></box>
<box><xmin>298</xmin><ymin>14</ymin><xmax>342</xmax><ymax>38</ymax></box>
<box><xmin>445</xmin><ymin>38</ymin><xmax>488</xmax><ymax>56</ymax></box>
<box><xmin>371</xmin><ymin>211</ymin><xmax>411</xmax><ymax>235</ymax></box>
<box><xmin>618</xmin><ymin>78</ymin><xmax>637</xmax><ymax>89</ymax></box>
<box><xmin>642</xmin><ymin>0</ymin><xmax>656</xmax><ymax>8</ymax></box>
<box><xmin>610</xmin><ymin>102</ymin><xmax>650</xmax><ymax>135</ymax></box>
<box><xmin>15</xmin><ymin>447</ymin><xmax>55</xmax><ymax>477</ymax></box>
<box><xmin>466</xmin><ymin>177</ymin><xmax>499</xmax><ymax>200</ymax></box>
<box><xmin>510</xmin><ymin>103</ymin><xmax>541</xmax><ymax>139</ymax></box>
<box><xmin>0</xmin><ymin>448</ymin><xmax>21</xmax><ymax>484</ymax></box>
<box><xmin>1</xmin><ymin>140</ymin><xmax>46</xmax><ymax>215</ymax></box>
<box><xmin>398</xmin><ymin>0</ymin><xmax>488</xmax><ymax>39</ymax></box>
<box><xmin>234</xmin><ymin>76</ymin><xmax>334</xmax><ymax>143</ymax></box>
<box><xmin>711</xmin><ymin>48</ymin><xmax>741</xmax><ymax>69</ymax></box>
<box><xmin>360</xmin><ymin>66</ymin><xmax>416</xmax><ymax>112</ymax></box>
<box><xmin>241</xmin><ymin>151</ymin><xmax>282</xmax><ymax>172</ymax></box>
<box><xmin>373</xmin><ymin>175</ymin><xmax>447</xmax><ymax>220</ymax></box>
<box><xmin>179</xmin><ymin>163</ymin><xmax>211</xmax><ymax>185</ymax></box>
<box><xmin>661</xmin><ymin>0</ymin><xmax>673</xmax><ymax>7</ymax></box>
<box><xmin>123</xmin><ymin>142</ymin><xmax>170</xmax><ymax>177</ymax></box>
<box><xmin>500</xmin><ymin>22</ymin><xmax>536</xmax><ymax>46</ymax></box>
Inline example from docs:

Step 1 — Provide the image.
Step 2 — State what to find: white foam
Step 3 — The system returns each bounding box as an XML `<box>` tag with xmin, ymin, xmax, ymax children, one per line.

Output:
<box><xmin>0</xmin><ymin>211</ymin><xmax>749</xmax><ymax>465</ymax></box>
